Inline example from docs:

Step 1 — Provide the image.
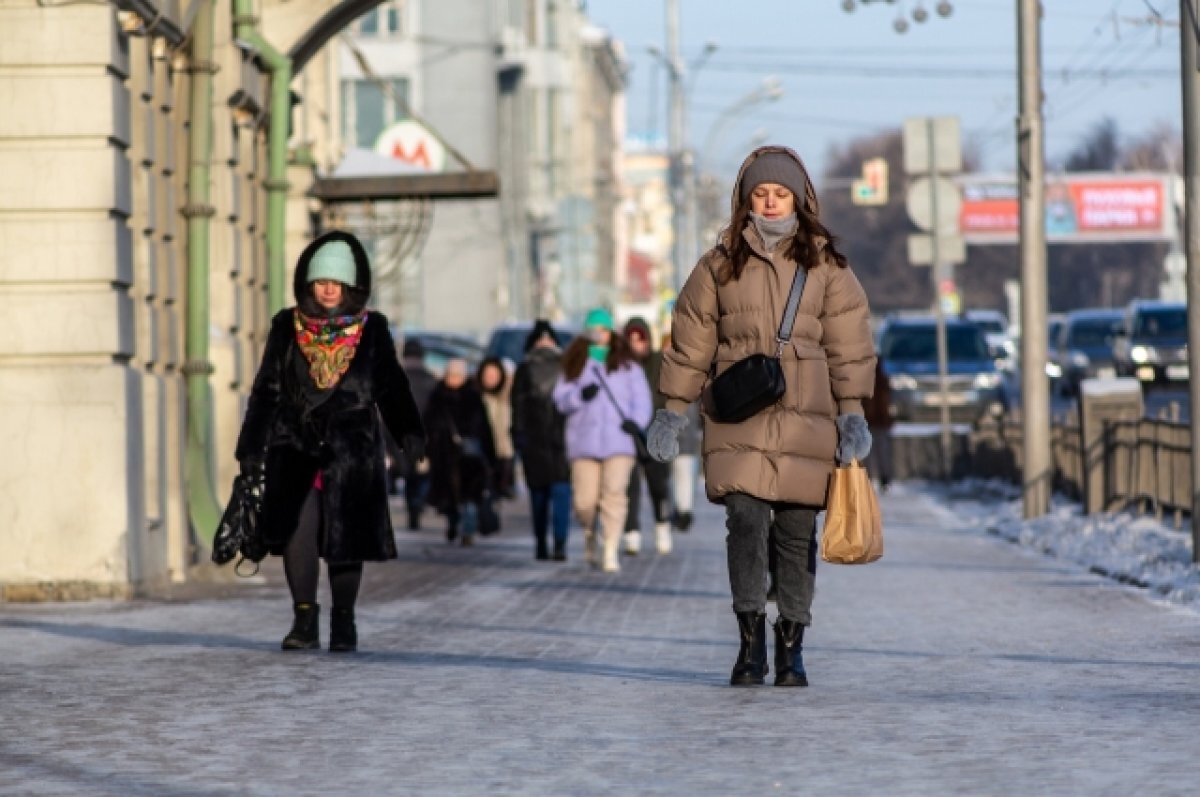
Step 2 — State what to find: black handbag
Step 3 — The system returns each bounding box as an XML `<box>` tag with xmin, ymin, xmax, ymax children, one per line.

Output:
<box><xmin>595</xmin><ymin>373</ymin><xmax>652</xmax><ymax>462</ymax></box>
<box><xmin>709</xmin><ymin>265</ymin><xmax>808</xmax><ymax>424</ymax></box>
<box><xmin>212</xmin><ymin>470</ymin><xmax>269</xmax><ymax>576</ymax></box>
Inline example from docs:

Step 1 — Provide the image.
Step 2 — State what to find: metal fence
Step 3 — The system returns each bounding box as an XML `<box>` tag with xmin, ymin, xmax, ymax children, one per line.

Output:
<box><xmin>968</xmin><ymin>407</ymin><xmax>1193</xmax><ymax>527</ymax></box>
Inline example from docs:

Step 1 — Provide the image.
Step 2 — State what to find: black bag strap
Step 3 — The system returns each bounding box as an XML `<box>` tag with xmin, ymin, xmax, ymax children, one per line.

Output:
<box><xmin>593</xmin><ymin>369</ymin><xmax>633</xmax><ymax>427</ymax></box>
<box><xmin>593</xmin><ymin>368</ymin><xmax>650</xmax><ymax>443</ymax></box>
<box><xmin>773</xmin><ymin>266</ymin><xmax>808</xmax><ymax>358</ymax></box>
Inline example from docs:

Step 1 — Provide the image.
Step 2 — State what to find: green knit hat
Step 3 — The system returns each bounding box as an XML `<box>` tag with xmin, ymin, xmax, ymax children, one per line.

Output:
<box><xmin>584</xmin><ymin>307</ymin><xmax>614</xmax><ymax>330</ymax></box>
<box><xmin>307</xmin><ymin>239</ymin><xmax>358</xmax><ymax>287</ymax></box>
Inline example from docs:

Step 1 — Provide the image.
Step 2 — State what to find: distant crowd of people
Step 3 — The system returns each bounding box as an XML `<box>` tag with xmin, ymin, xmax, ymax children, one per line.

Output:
<box><xmin>392</xmin><ymin>311</ymin><xmax>699</xmax><ymax>573</ymax></box>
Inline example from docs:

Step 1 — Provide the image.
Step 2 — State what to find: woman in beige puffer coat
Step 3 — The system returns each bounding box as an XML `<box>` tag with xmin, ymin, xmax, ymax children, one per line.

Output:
<box><xmin>647</xmin><ymin>146</ymin><xmax>876</xmax><ymax>688</ymax></box>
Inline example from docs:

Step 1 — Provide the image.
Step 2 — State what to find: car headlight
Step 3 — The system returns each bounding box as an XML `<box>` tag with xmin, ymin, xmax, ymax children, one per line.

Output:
<box><xmin>1130</xmin><ymin>345</ymin><xmax>1155</xmax><ymax>364</ymax></box>
<box><xmin>1070</xmin><ymin>351</ymin><xmax>1090</xmax><ymax>368</ymax></box>
<box><xmin>889</xmin><ymin>374</ymin><xmax>918</xmax><ymax>391</ymax></box>
<box><xmin>973</xmin><ymin>372</ymin><xmax>1002</xmax><ymax>389</ymax></box>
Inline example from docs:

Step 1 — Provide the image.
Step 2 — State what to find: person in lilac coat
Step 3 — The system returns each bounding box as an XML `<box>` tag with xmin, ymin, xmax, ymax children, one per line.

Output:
<box><xmin>553</xmin><ymin>308</ymin><xmax>653</xmax><ymax>572</ymax></box>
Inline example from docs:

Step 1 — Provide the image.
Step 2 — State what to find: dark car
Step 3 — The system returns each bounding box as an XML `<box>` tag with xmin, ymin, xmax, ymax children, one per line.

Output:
<box><xmin>485</xmin><ymin>322</ymin><xmax>579</xmax><ymax>366</ymax></box>
<box><xmin>1050</xmin><ymin>308</ymin><xmax>1123</xmax><ymax>396</ymax></box>
<box><xmin>1112</xmin><ymin>300</ymin><xmax>1189</xmax><ymax>387</ymax></box>
<box><xmin>877</xmin><ymin>316</ymin><xmax>1007</xmax><ymax>423</ymax></box>
<box><xmin>394</xmin><ymin>329</ymin><xmax>485</xmax><ymax>377</ymax></box>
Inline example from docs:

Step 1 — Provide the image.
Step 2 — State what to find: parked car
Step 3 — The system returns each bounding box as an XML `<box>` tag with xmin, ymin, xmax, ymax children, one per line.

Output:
<box><xmin>485</xmin><ymin>322</ymin><xmax>579</xmax><ymax>366</ymax></box>
<box><xmin>395</xmin><ymin>329</ymin><xmax>486</xmax><ymax>377</ymax></box>
<box><xmin>1049</xmin><ymin>308</ymin><xmax>1124</xmax><ymax>396</ymax></box>
<box><xmin>877</xmin><ymin>316</ymin><xmax>1007</xmax><ymax>423</ymax></box>
<box><xmin>1044</xmin><ymin>312</ymin><xmax>1067</xmax><ymax>382</ymax></box>
<box><xmin>1112</xmin><ymin>300</ymin><xmax>1189</xmax><ymax>387</ymax></box>
<box><xmin>964</xmin><ymin>308</ymin><xmax>1014</xmax><ymax>365</ymax></box>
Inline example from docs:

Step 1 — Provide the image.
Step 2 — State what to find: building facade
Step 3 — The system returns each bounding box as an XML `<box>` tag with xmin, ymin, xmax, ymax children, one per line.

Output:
<box><xmin>0</xmin><ymin>0</ymin><xmax>627</xmax><ymax>600</ymax></box>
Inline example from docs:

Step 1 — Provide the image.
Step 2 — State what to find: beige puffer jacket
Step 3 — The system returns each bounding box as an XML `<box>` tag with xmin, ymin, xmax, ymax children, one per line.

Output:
<box><xmin>658</xmin><ymin>146</ymin><xmax>876</xmax><ymax>507</ymax></box>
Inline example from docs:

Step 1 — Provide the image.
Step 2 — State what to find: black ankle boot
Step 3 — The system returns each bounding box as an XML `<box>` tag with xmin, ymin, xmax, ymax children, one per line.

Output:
<box><xmin>729</xmin><ymin>612</ymin><xmax>769</xmax><ymax>686</ymax></box>
<box><xmin>552</xmin><ymin>540</ymin><xmax>567</xmax><ymax>561</ymax></box>
<box><xmin>774</xmin><ymin>617</ymin><xmax>808</xmax><ymax>687</ymax></box>
<box><xmin>329</xmin><ymin>607</ymin><xmax>358</xmax><ymax>652</ymax></box>
<box><xmin>281</xmin><ymin>603</ymin><xmax>320</xmax><ymax>650</ymax></box>
<box><xmin>535</xmin><ymin>536</ymin><xmax>550</xmax><ymax>561</ymax></box>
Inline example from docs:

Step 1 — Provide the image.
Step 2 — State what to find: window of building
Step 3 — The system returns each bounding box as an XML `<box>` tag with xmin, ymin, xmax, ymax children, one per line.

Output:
<box><xmin>545</xmin><ymin>0</ymin><xmax>558</xmax><ymax>49</ymax></box>
<box><xmin>356</xmin><ymin>1</ymin><xmax>408</xmax><ymax>37</ymax></box>
<box><xmin>341</xmin><ymin>78</ymin><xmax>411</xmax><ymax>149</ymax></box>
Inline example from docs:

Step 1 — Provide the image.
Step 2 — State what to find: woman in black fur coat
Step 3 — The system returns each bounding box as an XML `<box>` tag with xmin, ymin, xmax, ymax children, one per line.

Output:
<box><xmin>235</xmin><ymin>230</ymin><xmax>425</xmax><ymax>652</ymax></box>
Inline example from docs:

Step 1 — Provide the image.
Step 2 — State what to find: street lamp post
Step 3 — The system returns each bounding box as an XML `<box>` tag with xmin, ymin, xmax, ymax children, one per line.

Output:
<box><xmin>698</xmin><ymin>77</ymin><xmax>785</xmax><ymax>179</ymax></box>
<box><xmin>652</xmin><ymin>2</ymin><xmax>717</xmax><ymax>292</ymax></box>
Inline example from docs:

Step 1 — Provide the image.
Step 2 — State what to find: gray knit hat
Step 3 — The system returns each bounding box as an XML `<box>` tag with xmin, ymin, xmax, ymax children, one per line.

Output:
<box><xmin>739</xmin><ymin>152</ymin><xmax>809</xmax><ymax>203</ymax></box>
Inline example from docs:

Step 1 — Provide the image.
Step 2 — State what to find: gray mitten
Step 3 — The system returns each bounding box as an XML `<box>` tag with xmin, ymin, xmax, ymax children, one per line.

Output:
<box><xmin>646</xmin><ymin>409</ymin><xmax>689</xmax><ymax>463</ymax></box>
<box><xmin>835</xmin><ymin>413</ymin><xmax>872</xmax><ymax>465</ymax></box>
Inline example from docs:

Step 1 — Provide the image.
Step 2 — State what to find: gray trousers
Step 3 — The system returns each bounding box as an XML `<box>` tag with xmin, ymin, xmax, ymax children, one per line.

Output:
<box><xmin>725</xmin><ymin>493</ymin><xmax>819</xmax><ymax>625</ymax></box>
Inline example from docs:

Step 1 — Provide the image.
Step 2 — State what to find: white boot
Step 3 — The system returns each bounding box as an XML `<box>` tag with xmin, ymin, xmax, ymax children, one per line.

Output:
<box><xmin>602</xmin><ymin>535</ymin><xmax>621</xmax><ymax>572</ymax></box>
<box><xmin>655</xmin><ymin>521</ymin><xmax>673</xmax><ymax>554</ymax></box>
<box><xmin>583</xmin><ymin>530</ymin><xmax>597</xmax><ymax>567</ymax></box>
<box><xmin>623</xmin><ymin>530</ymin><xmax>642</xmax><ymax>556</ymax></box>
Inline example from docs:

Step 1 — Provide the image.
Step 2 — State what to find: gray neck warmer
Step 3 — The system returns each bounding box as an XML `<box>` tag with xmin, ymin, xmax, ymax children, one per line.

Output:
<box><xmin>750</xmin><ymin>212</ymin><xmax>799</xmax><ymax>253</ymax></box>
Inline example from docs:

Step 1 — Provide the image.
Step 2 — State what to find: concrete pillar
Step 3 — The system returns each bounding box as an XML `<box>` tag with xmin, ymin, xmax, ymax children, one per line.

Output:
<box><xmin>0</xmin><ymin>4</ymin><xmax>146</xmax><ymax>598</ymax></box>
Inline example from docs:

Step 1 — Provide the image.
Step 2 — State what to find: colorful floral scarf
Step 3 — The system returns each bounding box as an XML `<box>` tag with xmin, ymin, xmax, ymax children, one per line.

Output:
<box><xmin>293</xmin><ymin>308</ymin><xmax>367</xmax><ymax>389</ymax></box>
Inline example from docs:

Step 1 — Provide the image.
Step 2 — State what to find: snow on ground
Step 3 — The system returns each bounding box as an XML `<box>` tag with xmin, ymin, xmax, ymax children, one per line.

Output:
<box><xmin>908</xmin><ymin>479</ymin><xmax>1200</xmax><ymax>612</ymax></box>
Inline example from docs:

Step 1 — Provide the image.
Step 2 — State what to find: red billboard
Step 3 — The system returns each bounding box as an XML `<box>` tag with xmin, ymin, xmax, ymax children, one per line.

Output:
<box><xmin>957</xmin><ymin>173</ymin><xmax>1173</xmax><ymax>244</ymax></box>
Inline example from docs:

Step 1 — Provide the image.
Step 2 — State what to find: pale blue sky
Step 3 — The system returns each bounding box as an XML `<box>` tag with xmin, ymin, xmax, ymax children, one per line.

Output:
<box><xmin>588</xmin><ymin>0</ymin><xmax>1182</xmax><ymax>182</ymax></box>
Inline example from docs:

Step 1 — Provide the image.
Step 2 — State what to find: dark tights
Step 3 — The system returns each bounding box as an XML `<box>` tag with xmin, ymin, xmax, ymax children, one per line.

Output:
<box><xmin>284</xmin><ymin>489</ymin><xmax>363</xmax><ymax>608</ymax></box>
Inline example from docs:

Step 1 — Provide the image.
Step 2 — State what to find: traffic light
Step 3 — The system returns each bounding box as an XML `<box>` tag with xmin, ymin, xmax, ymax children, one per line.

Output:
<box><xmin>851</xmin><ymin>157</ymin><xmax>888</xmax><ymax>206</ymax></box>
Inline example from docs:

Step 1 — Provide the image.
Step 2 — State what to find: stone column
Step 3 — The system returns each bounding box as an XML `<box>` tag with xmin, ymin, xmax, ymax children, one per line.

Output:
<box><xmin>0</xmin><ymin>4</ymin><xmax>145</xmax><ymax>599</ymax></box>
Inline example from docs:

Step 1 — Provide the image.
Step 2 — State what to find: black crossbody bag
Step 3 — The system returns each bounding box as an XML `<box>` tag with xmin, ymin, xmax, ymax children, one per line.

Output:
<box><xmin>708</xmin><ymin>265</ymin><xmax>808</xmax><ymax>424</ymax></box>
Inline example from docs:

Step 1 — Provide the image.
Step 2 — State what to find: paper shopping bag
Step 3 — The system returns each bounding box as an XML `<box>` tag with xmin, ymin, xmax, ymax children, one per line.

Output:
<box><xmin>821</xmin><ymin>460</ymin><xmax>883</xmax><ymax>565</ymax></box>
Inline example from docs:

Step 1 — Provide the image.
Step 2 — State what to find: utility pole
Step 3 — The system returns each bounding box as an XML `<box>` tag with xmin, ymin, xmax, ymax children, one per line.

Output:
<box><xmin>1180</xmin><ymin>0</ymin><xmax>1200</xmax><ymax>562</ymax></box>
<box><xmin>666</xmin><ymin>0</ymin><xmax>688</xmax><ymax>291</ymax></box>
<box><xmin>1018</xmin><ymin>0</ymin><xmax>1051</xmax><ymax>519</ymax></box>
<box><xmin>926</xmin><ymin>119</ymin><xmax>953</xmax><ymax>480</ymax></box>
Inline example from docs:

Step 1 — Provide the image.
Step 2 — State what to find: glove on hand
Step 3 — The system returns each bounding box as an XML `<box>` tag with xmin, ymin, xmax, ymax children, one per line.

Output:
<box><xmin>580</xmin><ymin>384</ymin><xmax>600</xmax><ymax>402</ymax></box>
<box><xmin>401</xmin><ymin>433</ymin><xmax>426</xmax><ymax>464</ymax></box>
<box><xmin>646</xmin><ymin>409</ymin><xmax>689</xmax><ymax>463</ymax></box>
<box><xmin>835</xmin><ymin>413</ymin><xmax>872</xmax><ymax>465</ymax></box>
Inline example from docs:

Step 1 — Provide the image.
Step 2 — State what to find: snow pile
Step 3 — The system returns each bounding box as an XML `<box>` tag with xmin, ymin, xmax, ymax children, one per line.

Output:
<box><xmin>931</xmin><ymin>479</ymin><xmax>1200</xmax><ymax>611</ymax></box>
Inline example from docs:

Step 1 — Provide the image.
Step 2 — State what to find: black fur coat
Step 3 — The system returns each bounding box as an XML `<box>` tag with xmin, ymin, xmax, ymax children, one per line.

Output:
<box><xmin>235</xmin><ymin>231</ymin><xmax>424</xmax><ymax>563</ymax></box>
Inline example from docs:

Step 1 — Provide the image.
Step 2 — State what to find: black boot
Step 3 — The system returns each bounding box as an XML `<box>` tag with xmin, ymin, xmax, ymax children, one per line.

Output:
<box><xmin>535</xmin><ymin>535</ymin><xmax>550</xmax><ymax>561</ymax></box>
<box><xmin>673</xmin><ymin>510</ymin><xmax>694</xmax><ymax>532</ymax></box>
<box><xmin>329</xmin><ymin>607</ymin><xmax>358</xmax><ymax>652</ymax></box>
<box><xmin>281</xmin><ymin>603</ymin><xmax>320</xmax><ymax>650</ymax></box>
<box><xmin>729</xmin><ymin>612</ymin><xmax>769</xmax><ymax>686</ymax></box>
<box><xmin>552</xmin><ymin>540</ymin><xmax>567</xmax><ymax>561</ymax></box>
<box><xmin>774</xmin><ymin>617</ymin><xmax>808</xmax><ymax>687</ymax></box>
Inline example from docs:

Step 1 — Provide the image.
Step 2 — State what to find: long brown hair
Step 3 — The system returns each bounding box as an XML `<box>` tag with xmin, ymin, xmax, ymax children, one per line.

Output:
<box><xmin>717</xmin><ymin>197</ymin><xmax>849</xmax><ymax>285</ymax></box>
<box><xmin>561</xmin><ymin>333</ymin><xmax>635</xmax><ymax>381</ymax></box>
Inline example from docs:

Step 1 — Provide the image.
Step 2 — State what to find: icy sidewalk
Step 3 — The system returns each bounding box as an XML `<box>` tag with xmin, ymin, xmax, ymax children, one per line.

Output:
<box><xmin>2</xmin><ymin>488</ymin><xmax>1200</xmax><ymax>795</ymax></box>
<box><xmin>920</xmin><ymin>479</ymin><xmax>1200</xmax><ymax>612</ymax></box>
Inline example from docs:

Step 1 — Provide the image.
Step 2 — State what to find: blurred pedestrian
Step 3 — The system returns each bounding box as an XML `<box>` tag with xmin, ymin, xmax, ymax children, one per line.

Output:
<box><xmin>554</xmin><ymin>308</ymin><xmax>652</xmax><ymax>572</ymax></box>
<box><xmin>399</xmin><ymin>338</ymin><xmax>438</xmax><ymax>528</ymax></box>
<box><xmin>425</xmin><ymin>358</ymin><xmax>497</xmax><ymax>546</ymax></box>
<box><xmin>648</xmin><ymin>146</ymin><xmax>876</xmax><ymax>687</ymax></box>
<box><xmin>511</xmin><ymin>320</ymin><xmax>572</xmax><ymax>561</ymax></box>
<box><xmin>863</xmin><ymin>357</ymin><xmax>894</xmax><ymax>491</ymax></box>
<box><xmin>621</xmin><ymin>317</ymin><xmax>674</xmax><ymax>556</ymax></box>
<box><xmin>662</xmin><ymin>331</ymin><xmax>701</xmax><ymax>533</ymax></box>
<box><xmin>477</xmin><ymin>356</ymin><xmax>516</xmax><ymax>500</ymax></box>
<box><xmin>234</xmin><ymin>230</ymin><xmax>425</xmax><ymax>653</ymax></box>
